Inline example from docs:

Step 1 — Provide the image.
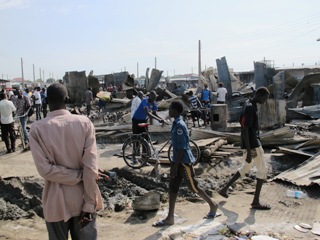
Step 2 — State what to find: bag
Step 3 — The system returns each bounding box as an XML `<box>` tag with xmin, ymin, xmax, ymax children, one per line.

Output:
<box><xmin>27</xmin><ymin>107</ymin><xmax>34</xmax><ymax>117</ymax></box>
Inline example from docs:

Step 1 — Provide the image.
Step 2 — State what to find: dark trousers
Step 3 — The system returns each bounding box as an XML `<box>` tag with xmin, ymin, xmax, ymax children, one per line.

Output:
<box><xmin>86</xmin><ymin>104</ymin><xmax>91</xmax><ymax>116</ymax></box>
<box><xmin>42</xmin><ymin>103</ymin><xmax>47</xmax><ymax>118</ymax></box>
<box><xmin>1</xmin><ymin>122</ymin><xmax>16</xmax><ymax>151</ymax></box>
<box><xmin>169</xmin><ymin>163</ymin><xmax>199</xmax><ymax>194</ymax></box>
<box><xmin>132</xmin><ymin>118</ymin><xmax>149</xmax><ymax>154</ymax></box>
<box><xmin>132</xmin><ymin>118</ymin><xmax>147</xmax><ymax>135</ymax></box>
<box><xmin>35</xmin><ymin>104</ymin><xmax>41</xmax><ymax>120</ymax></box>
<box><xmin>46</xmin><ymin>214</ymin><xmax>97</xmax><ymax>240</ymax></box>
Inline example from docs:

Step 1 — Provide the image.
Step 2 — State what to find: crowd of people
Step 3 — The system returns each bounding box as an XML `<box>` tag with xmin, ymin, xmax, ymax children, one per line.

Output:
<box><xmin>0</xmin><ymin>86</ymin><xmax>47</xmax><ymax>152</ymax></box>
<box><xmin>183</xmin><ymin>82</ymin><xmax>228</xmax><ymax>127</ymax></box>
<box><xmin>0</xmin><ymin>81</ymin><xmax>272</xmax><ymax>239</ymax></box>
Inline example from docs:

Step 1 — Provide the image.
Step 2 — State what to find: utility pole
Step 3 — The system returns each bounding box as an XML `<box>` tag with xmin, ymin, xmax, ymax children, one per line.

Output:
<box><xmin>155</xmin><ymin>57</ymin><xmax>157</xmax><ymax>69</ymax></box>
<box><xmin>137</xmin><ymin>62</ymin><xmax>139</xmax><ymax>78</ymax></box>
<box><xmin>21</xmin><ymin>57</ymin><xmax>25</xmax><ymax>88</ymax></box>
<box><xmin>43</xmin><ymin>70</ymin><xmax>44</xmax><ymax>83</ymax></box>
<box><xmin>33</xmin><ymin>64</ymin><xmax>35</xmax><ymax>82</ymax></box>
<box><xmin>198</xmin><ymin>40</ymin><xmax>201</xmax><ymax>87</ymax></box>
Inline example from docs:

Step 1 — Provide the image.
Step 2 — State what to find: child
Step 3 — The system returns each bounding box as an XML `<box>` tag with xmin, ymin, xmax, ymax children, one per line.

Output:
<box><xmin>152</xmin><ymin>101</ymin><xmax>220</xmax><ymax>227</ymax></box>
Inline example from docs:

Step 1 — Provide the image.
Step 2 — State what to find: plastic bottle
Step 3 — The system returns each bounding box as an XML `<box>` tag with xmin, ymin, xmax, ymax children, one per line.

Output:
<box><xmin>286</xmin><ymin>189</ymin><xmax>307</xmax><ymax>199</ymax></box>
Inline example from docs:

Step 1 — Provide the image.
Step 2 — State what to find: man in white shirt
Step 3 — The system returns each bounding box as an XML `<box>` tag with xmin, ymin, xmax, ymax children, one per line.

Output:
<box><xmin>217</xmin><ymin>82</ymin><xmax>228</xmax><ymax>104</ymax></box>
<box><xmin>0</xmin><ymin>92</ymin><xmax>16</xmax><ymax>153</ymax></box>
<box><xmin>33</xmin><ymin>87</ymin><xmax>42</xmax><ymax>120</ymax></box>
<box><xmin>131</xmin><ymin>91</ymin><xmax>144</xmax><ymax>119</ymax></box>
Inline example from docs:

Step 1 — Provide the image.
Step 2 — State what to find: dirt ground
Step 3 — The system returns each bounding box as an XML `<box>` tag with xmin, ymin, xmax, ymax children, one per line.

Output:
<box><xmin>1</xmin><ymin>138</ymin><xmax>320</xmax><ymax>240</ymax></box>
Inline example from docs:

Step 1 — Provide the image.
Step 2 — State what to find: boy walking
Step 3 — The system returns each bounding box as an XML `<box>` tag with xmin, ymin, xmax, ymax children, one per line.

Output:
<box><xmin>153</xmin><ymin>101</ymin><xmax>219</xmax><ymax>227</ymax></box>
<box><xmin>218</xmin><ymin>87</ymin><xmax>271</xmax><ymax>210</ymax></box>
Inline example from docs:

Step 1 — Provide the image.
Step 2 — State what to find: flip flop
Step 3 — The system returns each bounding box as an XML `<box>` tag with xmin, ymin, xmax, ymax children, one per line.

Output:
<box><xmin>218</xmin><ymin>190</ymin><xmax>229</xmax><ymax>198</ymax></box>
<box><xmin>152</xmin><ymin>220</ymin><xmax>173</xmax><ymax>227</ymax></box>
<box><xmin>203</xmin><ymin>212</ymin><xmax>222</xmax><ymax>219</ymax></box>
<box><xmin>251</xmin><ymin>203</ymin><xmax>271</xmax><ymax>210</ymax></box>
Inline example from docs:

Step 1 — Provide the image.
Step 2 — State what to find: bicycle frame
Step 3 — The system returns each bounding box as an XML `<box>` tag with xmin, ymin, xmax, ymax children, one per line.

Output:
<box><xmin>134</xmin><ymin>130</ymin><xmax>172</xmax><ymax>161</ymax></box>
<box><xmin>122</xmin><ymin>124</ymin><xmax>200</xmax><ymax>168</ymax></box>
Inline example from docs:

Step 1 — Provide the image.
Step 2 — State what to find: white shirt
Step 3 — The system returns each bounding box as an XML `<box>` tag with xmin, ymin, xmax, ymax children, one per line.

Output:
<box><xmin>217</xmin><ymin>87</ymin><xmax>228</xmax><ymax>102</ymax></box>
<box><xmin>33</xmin><ymin>90</ymin><xmax>42</xmax><ymax>104</ymax></box>
<box><xmin>131</xmin><ymin>96</ymin><xmax>142</xmax><ymax>119</ymax></box>
<box><xmin>0</xmin><ymin>99</ymin><xmax>16</xmax><ymax>124</ymax></box>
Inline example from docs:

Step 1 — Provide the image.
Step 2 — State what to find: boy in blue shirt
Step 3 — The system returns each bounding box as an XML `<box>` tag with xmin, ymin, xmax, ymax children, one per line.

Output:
<box><xmin>152</xmin><ymin>101</ymin><xmax>219</xmax><ymax>227</ymax></box>
<box><xmin>200</xmin><ymin>83</ymin><xmax>211</xmax><ymax>126</ymax></box>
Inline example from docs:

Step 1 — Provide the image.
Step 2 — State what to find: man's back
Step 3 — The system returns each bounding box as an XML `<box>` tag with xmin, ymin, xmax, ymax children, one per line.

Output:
<box><xmin>0</xmin><ymin>99</ymin><xmax>16</xmax><ymax>124</ymax></box>
<box><xmin>131</xmin><ymin>95</ymin><xmax>142</xmax><ymax>119</ymax></box>
<box><xmin>189</xmin><ymin>95</ymin><xmax>199</xmax><ymax>109</ymax></box>
<box><xmin>217</xmin><ymin>87</ymin><xmax>228</xmax><ymax>102</ymax></box>
<box><xmin>31</xmin><ymin>110</ymin><xmax>94</xmax><ymax>168</ymax></box>
<box><xmin>29</xmin><ymin>109</ymin><xmax>101</xmax><ymax>222</ymax></box>
<box><xmin>85</xmin><ymin>90</ymin><xmax>93</xmax><ymax>104</ymax></box>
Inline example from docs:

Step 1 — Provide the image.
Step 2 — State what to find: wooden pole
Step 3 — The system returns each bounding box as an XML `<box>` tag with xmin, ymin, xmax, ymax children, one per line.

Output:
<box><xmin>198</xmin><ymin>40</ymin><xmax>201</xmax><ymax>88</ymax></box>
<box><xmin>137</xmin><ymin>62</ymin><xmax>139</xmax><ymax>78</ymax></box>
<box><xmin>33</xmin><ymin>64</ymin><xmax>35</xmax><ymax>83</ymax></box>
<box><xmin>21</xmin><ymin>57</ymin><xmax>25</xmax><ymax>88</ymax></box>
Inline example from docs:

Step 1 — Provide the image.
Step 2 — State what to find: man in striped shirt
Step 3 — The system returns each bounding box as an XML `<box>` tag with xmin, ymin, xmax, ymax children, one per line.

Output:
<box><xmin>187</xmin><ymin>91</ymin><xmax>202</xmax><ymax>127</ymax></box>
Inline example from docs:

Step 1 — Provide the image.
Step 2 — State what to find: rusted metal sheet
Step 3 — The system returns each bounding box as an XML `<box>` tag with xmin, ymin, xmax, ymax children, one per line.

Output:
<box><xmin>145</xmin><ymin>68</ymin><xmax>163</xmax><ymax>92</ymax></box>
<box><xmin>272</xmin><ymin>152</ymin><xmax>320</xmax><ymax>186</ymax></box>
<box><xmin>288</xmin><ymin>104</ymin><xmax>320</xmax><ymax>119</ymax></box>
<box><xmin>287</xmin><ymin>73</ymin><xmax>320</xmax><ymax>108</ymax></box>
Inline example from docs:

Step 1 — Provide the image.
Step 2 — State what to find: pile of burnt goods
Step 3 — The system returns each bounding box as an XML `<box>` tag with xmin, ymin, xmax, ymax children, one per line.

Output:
<box><xmin>97</xmin><ymin>167</ymin><xmax>220</xmax><ymax>213</ymax></box>
<box><xmin>0</xmin><ymin>177</ymin><xmax>43</xmax><ymax>220</ymax></box>
<box><xmin>0</xmin><ymin>168</ymin><xmax>220</xmax><ymax>221</ymax></box>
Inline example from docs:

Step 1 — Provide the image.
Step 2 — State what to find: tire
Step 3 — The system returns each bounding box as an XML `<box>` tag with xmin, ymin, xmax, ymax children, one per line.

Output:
<box><xmin>168</xmin><ymin>139</ymin><xmax>201</xmax><ymax>165</ymax></box>
<box><xmin>122</xmin><ymin>137</ymin><xmax>151</xmax><ymax>169</ymax></box>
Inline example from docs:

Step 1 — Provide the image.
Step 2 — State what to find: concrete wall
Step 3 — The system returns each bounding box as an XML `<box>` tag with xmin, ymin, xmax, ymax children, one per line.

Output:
<box><xmin>258</xmin><ymin>99</ymin><xmax>286</xmax><ymax>129</ymax></box>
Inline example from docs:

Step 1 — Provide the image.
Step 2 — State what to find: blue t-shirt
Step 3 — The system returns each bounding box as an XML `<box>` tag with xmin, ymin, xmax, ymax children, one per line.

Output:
<box><xmin>171</xmin><ymin>116</ymin><xmax>195</xmax><ymax>164</ymax></box>
<box><xmin>201</xmin><ymin>89</ymin><xmax>211</xmax><ymax>102</ymax></box>
<box><xmin>132</xmin><ymin>97</ymin><xmax>158</xmax><ymax>121</ymax></box>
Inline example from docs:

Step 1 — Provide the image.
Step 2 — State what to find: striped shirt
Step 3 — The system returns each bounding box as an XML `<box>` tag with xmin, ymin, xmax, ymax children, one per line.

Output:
<box><xmin>189</xmin><ymin>95</ymin><xmax>199</xmax><ymax>108</ymax></box>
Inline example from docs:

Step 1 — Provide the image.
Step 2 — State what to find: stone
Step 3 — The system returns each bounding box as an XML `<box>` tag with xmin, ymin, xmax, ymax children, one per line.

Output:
<box><xmin>133</xmin><ymin>191</ymin><xmax>160</xmax><ymax>211</ymax></box>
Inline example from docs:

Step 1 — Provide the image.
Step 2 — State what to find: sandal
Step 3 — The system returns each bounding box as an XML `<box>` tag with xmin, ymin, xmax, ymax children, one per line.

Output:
<box><xmin>152</xmin><ymin>220</ymin><xmax>173</xmax><ymax>227</ymax></box>
<box><xmin>251</xmin><ymin>203</ymin><xmax>271</xmax><ymax>210</ymax></box>
<box><xmin>203</xmin><ymin>212</ymin><xmax>222</xmax><ymax>219</ymax></box>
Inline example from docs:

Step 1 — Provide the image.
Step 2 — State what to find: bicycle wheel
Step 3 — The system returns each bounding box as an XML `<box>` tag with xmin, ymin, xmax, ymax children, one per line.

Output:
<box><xmin>168</xmin><ymin>139</ymin><xmax>201</xmax><ymax>165</ymax></box>
<box><xmin>122</xmin><ymin>137</ymin><xmax>151</xmax><ymax>169</ymax></box>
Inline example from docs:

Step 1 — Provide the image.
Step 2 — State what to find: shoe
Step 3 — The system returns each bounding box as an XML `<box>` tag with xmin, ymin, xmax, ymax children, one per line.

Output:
<box><xmin>152</xmin><ymin>220</ymin><xmax>173</xmax><ymax>227</ymax></box>
<box><xmin>11</xmin><ymin>148</ymin><xmax>15</xmax><ymax>152</ymax></box>
<box><xmin>6</xmin><ymin>150</ymin><xmax>12</xmax><ymax>154</ymax></box>
<box><xmin>203</xmin><ymin>212</ymin><xmax>222</xmax><ymax>219</ymax></box>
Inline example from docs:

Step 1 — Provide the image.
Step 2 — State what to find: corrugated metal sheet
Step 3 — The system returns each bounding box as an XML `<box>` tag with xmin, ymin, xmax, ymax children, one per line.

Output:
<box><xmin>272</xmin><ymin>151</ymin><xmax>320</xmax><ymax>186</ymax></box>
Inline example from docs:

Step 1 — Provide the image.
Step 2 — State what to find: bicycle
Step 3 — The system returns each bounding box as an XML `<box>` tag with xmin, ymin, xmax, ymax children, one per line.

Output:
<box><xmin>122</xmin><ymin>123</ymin><xmax>201</xmax><ymax>169</ymax></box>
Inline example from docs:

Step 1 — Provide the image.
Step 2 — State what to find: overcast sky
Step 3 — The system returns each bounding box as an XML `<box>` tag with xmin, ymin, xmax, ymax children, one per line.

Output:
<box><xmin>1</xmin><ymin>0</ymin><xmax>320</xmax><ymax>81</ymax></box>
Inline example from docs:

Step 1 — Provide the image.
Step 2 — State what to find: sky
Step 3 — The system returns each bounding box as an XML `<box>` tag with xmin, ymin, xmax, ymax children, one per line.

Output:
<box><xmin>0</xmin><ymin>0</ymin><xmax>320</xmax><ymax>81</ymax></box>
